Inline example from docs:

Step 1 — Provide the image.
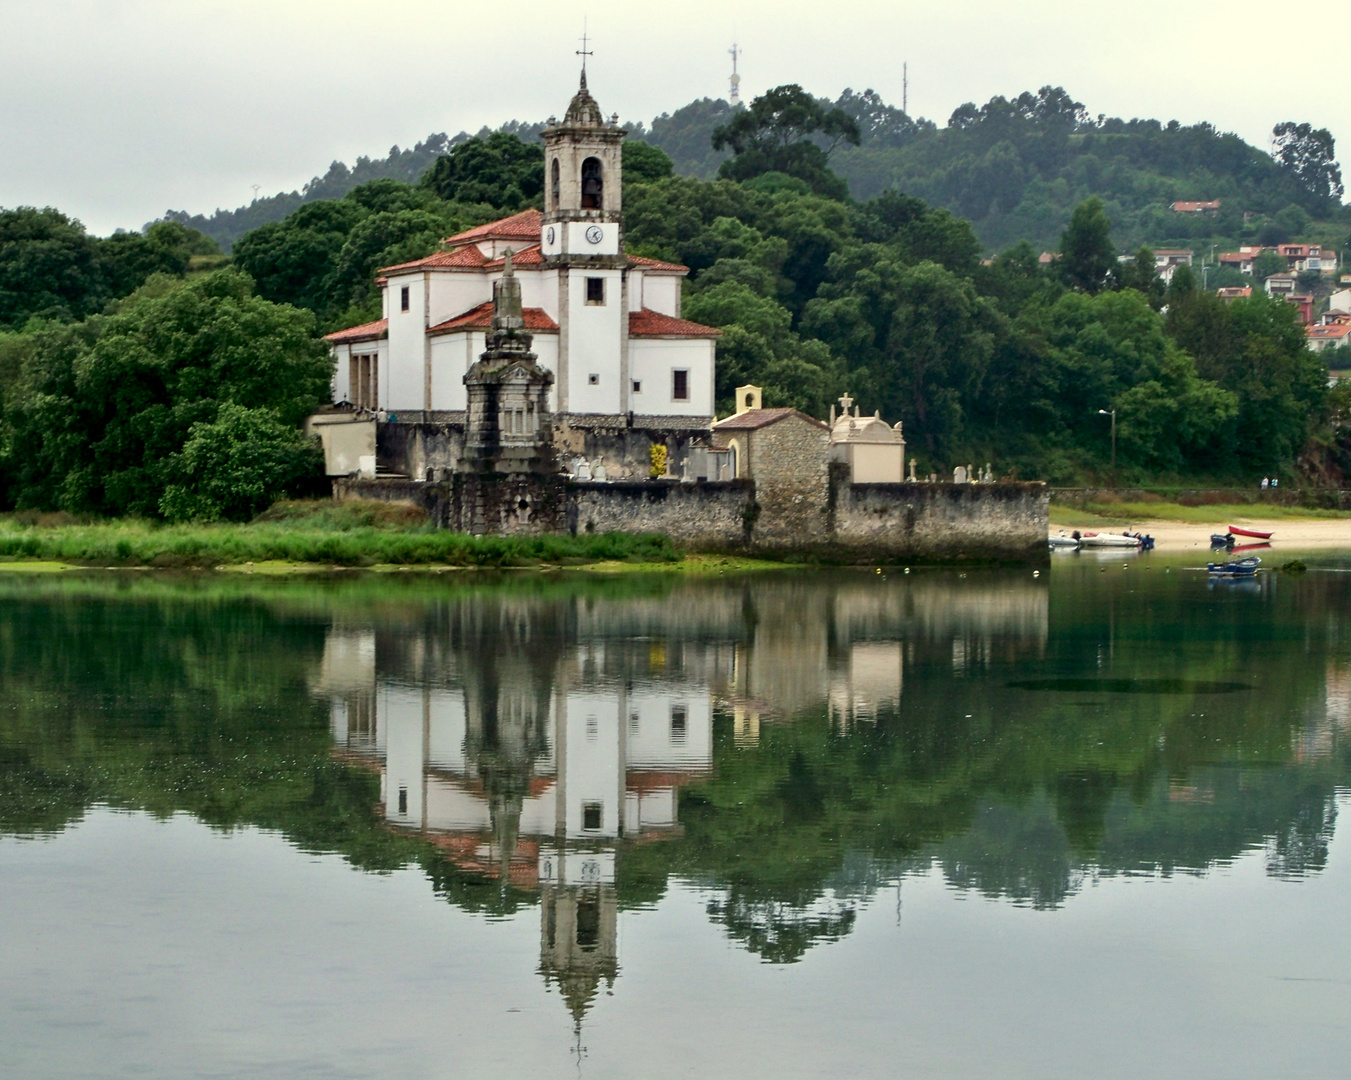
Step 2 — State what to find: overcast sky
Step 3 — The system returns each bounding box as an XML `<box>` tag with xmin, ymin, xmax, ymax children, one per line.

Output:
<box><xmin>1</xmin><ymin>0</ymin><xmax>1342</xmax><ymax>236</ymax></box>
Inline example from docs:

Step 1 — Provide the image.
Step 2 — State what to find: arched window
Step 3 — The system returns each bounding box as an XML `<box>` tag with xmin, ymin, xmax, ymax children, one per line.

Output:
<box><xmin>581</xmin><ymin>157</ymin><xmax>603</xmax><ymax>209</ymax></box>
<box><xmin>550</xmin><ymin>158</ymin><xmax>560</xmax><ymax>207</ymax></box>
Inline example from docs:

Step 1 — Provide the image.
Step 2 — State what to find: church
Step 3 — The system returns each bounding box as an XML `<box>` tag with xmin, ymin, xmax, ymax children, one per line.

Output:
<box><xmin>324</xmin><ymin>72</ymin><xmax>720</xmax><ymax>426</ymax></box>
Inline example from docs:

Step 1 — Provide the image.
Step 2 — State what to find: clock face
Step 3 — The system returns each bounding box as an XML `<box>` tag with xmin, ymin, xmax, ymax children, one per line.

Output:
<box><xmin>545</xmin><ymin>226</ymin><xmax>556</xmax><ymax>245</ymax></box>
<box><xmin>585</xmin><ymin>225</ymin><xmax>604</xmax><ymax>245</ymax></box>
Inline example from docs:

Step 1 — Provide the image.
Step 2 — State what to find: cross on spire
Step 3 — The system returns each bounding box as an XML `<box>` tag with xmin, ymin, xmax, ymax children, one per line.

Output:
<box><xmin>838</xmin><ymin>392</ymin><xmax>854</xmax><ymax>413</ymax></box>
<box><xmin>576</xmin><ymin>20</ymin><xmax>592</xmax><ymax>74</ymax></box>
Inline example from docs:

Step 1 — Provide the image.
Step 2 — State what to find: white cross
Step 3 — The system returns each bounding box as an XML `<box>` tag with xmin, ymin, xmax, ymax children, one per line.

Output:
<box><xmin>838</xmin><ymin>393</ymin><xmax>854</xmax><ymax>413</ymax></box>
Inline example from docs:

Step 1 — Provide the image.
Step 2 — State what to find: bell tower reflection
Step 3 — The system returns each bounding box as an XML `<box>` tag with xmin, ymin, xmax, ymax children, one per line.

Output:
<box><xmin>316</xmin><ymin>603</ymin><xmax>715</xmax><ymax>1024</ymax></box>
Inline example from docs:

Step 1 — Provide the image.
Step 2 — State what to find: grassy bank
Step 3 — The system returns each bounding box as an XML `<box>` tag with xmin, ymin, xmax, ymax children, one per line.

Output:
<box><xmin>0</xmin><ymin>501</ymin><xmax>681</xmax><ymax>568</ymax></box>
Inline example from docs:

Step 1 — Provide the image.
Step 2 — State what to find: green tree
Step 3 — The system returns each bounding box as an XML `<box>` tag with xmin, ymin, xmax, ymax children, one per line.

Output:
<box><xmin>419</xmin><ymin>132</ymin><xmax>543</xmax><ymax>208</ymax></box>
<box><xmin>1</xmin><ymin>270</ymin><xmax>329</xmax><ymax>516</ymax></box>
<box><xmin>803</xmin><ymin>249</ymin><xmax>999</xmax><ymax>453</ymax></box>
<box><xmin>622</xmin><ymin>141</ymin><xmax>675</xmax><ymax>185</ymax></box>
<box><xmin>1252</xmin><ymin>250</ymin><xmax>1287</xmax><ymax>282</ymax></box>
<box><xmin>159</xmin><ymin>402</ymin><xmax>323</xmax><ymax>521</ymax></box>
<box><xmin>1166</xmin><ymin>290</ymin><xmax>1328</xmax><ymax>472</ymax></box>
<box><xmin>0</xmin><ymin>207</ymin><xmax>106</xmax><ymax>328</ymax></box>
<box><xmin>712</xmin><ymin>85</ymin><xmax>861</xmax><ymax>199</ymax></box>
<box><xmin>1058</xmin><ymin>197</ymin><xmax>1116</xmax><ymax>294</ymax></box>
<box><xmin>1271</xmin><ymin>122</ymin><xmax>1344</xmax><ymax>205</ymax></box>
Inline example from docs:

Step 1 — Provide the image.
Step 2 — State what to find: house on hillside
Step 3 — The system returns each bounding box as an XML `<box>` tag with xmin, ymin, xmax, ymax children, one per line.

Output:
<box><xmin>1171</xmin><ymin>200</ymin><xmax>1221</xmax><ymax>214</ymax></box>
<box><xmin>1306</xmin><ymin>323</ymin><xmax>1350</xmax><ymax>354</ymax></box>
<box><xmin>1217</xmin><ymin>286</ymin><xmax>1253</xmax><ymax>301</ymax></box>
<box><xmin>1218</xmin><ymin>247</ymin><xmax>1265</xmax><ymax>275</ymax></box>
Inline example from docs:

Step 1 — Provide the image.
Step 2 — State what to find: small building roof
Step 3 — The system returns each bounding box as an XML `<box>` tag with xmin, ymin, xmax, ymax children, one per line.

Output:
<box><xmin>713</xmin><ymin>407</ymin><xmax>827</xmax><ymax>431</ymax></box>
<box><xmin>444</xmin><ymin>209</ymin><xmax>543</xmax><ymax>247</ymax></box>
<box><xmin>324</xmin><ymin>318</ymin><xmax>388</xmax><ymax>343</ymax></box>
<box><xmin>380</xmin><ymin>245</ymin><xmax>489</xmax><ymax>274</ymax></box>
<box><xmin>628</xmin><ymin>308</ymin><xmax>722</xmax><ymax>337</ymax></box>
<box><xmin>627</xmin><ymin>253</ymin><xmax>690</xmax><ymax>273</ymax></box>
<box><xmin>1308</xmin><ymin>324</ymin><xmax>1350</xmax><ymax>341</ymax></box>
<box><xmin>428</xmin><ymin>301</ymin><xmax>558</xmax><ymax>335</ymax></box>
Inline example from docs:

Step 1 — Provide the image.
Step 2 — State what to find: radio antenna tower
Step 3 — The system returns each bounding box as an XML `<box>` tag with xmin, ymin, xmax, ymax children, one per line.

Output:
<box><xmin>728</xmin><ymin>41</ymin><xmax>742</xmax><ymax>105</ymax></box>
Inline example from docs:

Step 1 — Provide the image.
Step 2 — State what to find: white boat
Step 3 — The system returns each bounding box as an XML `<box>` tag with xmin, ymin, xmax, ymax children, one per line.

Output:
<box><xmin>1078</xmin><ymin>531</ymin><xmax>1143</xmax><ymax>549</ymax></box>
<box><xmin>1048</xmin><ymin>533</ymin><xmax>1080</xmax><ymax>550</ymax></box>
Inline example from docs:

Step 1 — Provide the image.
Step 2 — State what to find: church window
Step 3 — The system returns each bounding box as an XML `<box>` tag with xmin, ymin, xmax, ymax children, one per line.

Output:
<box><xmin>672</xmin><ymin>369</ymin><xmax>689</xmax><ymax>402</ymax></box>
<box><xmin>576</xmin><ymin>894</ymin><xmax>600</xmax><ymax>950</ymax></box>
<box><xmin>581</xmin><ymin>157</ymin><xmax>603</xmax><ymax>209</ymax></box>
<box><xmin>550</xmin><ymin>157</ymin><xmax>560</xmax><ymax>207</ymax></box>
<box><xmin>586</xmin><ymin>277</ymin><xmax>605</xmax><ymax>304</ymax></box>
<box><xmin>632</xmin><ymin>380</ymin><xmax>642</xmax><ymax>394</ymax></box>
<box><xmin>588</xmin><ymin>373</ymin><xmax>599</xmax><ymax>385</ymax></box>
<box><xmin>670</xmin><ymin>704</ymin><xmax>688</xmax><ymax>743</ymax></box>
<box><xmin>400</xmin><ymin>285</ymin><xmax>410</xmax><ymax>312</ymax></box>
<box><xmin>582</xmin><ymin>802</ymin><xmax>603</xmax><ymax>831</ymax></box>
<box><xmin>397</xmin><ymin>787</ymin><xmax>408</xmax><ymax>815</ymax></box>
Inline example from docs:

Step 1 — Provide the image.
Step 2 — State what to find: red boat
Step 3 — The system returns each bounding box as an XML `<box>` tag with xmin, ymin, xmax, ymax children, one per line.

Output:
<box><xmin>1228</xmin><ymin>525</ymin><xmax>1273</xmax><ymax>540</ymax></box>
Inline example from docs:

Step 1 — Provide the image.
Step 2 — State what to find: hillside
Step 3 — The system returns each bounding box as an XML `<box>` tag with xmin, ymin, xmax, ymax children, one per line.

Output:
<box><xmin>163</xmin><ymin>85</ymin><xmax>1347</xmax><ymax>254</ymax></box>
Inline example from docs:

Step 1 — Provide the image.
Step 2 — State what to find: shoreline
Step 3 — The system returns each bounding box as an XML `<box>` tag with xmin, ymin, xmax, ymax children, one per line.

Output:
<box><xmin>1054</xmin><ymin>517</ymin><xmax>1351</xmax><ymax>552</ymax></box>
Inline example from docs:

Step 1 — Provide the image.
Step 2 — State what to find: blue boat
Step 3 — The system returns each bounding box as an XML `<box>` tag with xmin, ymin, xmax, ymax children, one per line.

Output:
<box><xmin>1207</xmin><ymin>555</ymin><xmax>1261</xmax><ymax>576</ymax></box>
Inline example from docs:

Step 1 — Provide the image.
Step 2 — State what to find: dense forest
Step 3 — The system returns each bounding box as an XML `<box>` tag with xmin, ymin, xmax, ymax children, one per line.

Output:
<box><xmin>166</xmin><ymin>84</ymin><xmax>1348</xmax><ymax>254</ymax></box>
<box><xmin>0</xmin><ymin>82</ymin><xmax>1349</xmax><ymax>519</ymax></box>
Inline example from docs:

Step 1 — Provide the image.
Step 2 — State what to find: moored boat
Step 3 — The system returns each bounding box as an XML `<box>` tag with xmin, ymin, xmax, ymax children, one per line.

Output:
<box><xmin>1227</xmin><ymin>525</ymin><xmax>1273</xmax><ymax>540</ymax></box>
<box><xmin>1048</xmin><ymin>533</ymin><xmax>1080</xmax><ymax>550</ymax></box>
<box><xmin>1080</xmin><ymin>531</ymin><xmax>1153</xmax><ymax>550</ymax></box>
<box><xmin>1207</xmin><ymin>555</ymin><xmax>1261</xmax><ymax>576</ymax></box>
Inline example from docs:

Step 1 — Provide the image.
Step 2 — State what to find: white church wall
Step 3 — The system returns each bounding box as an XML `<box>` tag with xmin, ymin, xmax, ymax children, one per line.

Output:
<box><xmin>628</xmin><ymin>338</ymin><xmax>715</xmax><ymax>418</ymax></box>
<box><xmin>625</xmin><ymin>689</ymin><xmax>713</xmax><ymax>772</ymax></box>
<box><xmin>428</xmin><ymin>271</ymin><xmax>490</xmax><ymax>329</ymax></box>
<box><xmin>562</xmin><ymin>691</ymin><xmax>623</xmax><ymax>840</ymax></box>
<box><xmin>641</xmin><ymin>275</ymin><xmax>681</xmax><ymax>317</ymax></box>
<box><xmin>386</xmin><ymin>272</ymin><xmax>428</xmax><ymax>412</ymax></box>
<box><xmin>429</xmin><ymin>332</ymin><xmax>476</xmax><ymax>412</ymax></box>
<box><xmin>381</xmin><ymin>685</ymin><xmax>426</xmax><ymax>826</ymax></box>
<box><xmin>425</xmin><ymin>689</ymin><xmax>468</xmax><ymax>773</ymax></box>
<box><xmin>331</xmin><ymin>342</ymin><xmax>351</xmax><ymax>401</ymax></box>
<box><xmin>566</xmin><ymin>268</ymin><xmax>625</xmax><ymax>414</ymax></box>
<box><xmin>516</xmin><ymin>267</ymin><xmax>559</xmax><ymax>322</ymax></box>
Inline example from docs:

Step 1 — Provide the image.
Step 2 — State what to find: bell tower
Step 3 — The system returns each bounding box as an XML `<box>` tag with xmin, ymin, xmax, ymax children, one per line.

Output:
<box><xmin>539</xmin><ymin>71</ymin><xmax>626</xmax><ymax>258</ymax></box>
<box><xmin>539</xmin><ymin>65</ymin><xmax>630</xmax><ymax>416</ymax></box>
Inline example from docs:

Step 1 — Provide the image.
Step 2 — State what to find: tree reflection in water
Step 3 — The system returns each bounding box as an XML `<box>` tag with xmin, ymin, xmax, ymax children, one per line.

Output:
<box><xmin>0</xmin><ymin>566</ymin><xmax>1347</xmax><ymax>1019</ymax></box>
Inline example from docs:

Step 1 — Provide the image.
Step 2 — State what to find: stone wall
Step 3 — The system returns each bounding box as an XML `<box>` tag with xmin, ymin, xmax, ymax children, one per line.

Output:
<box><xmin>334</xmin><ymin>472</ymin><xmax>1048</xmax><ymax>562</ymax></box>
<box><xmin>744</xmin><ymin>415</ymin><xmax>831</xmax><ymax>544</ymax></box>
<box><xmin>374</xmin><ymin>415</ymin><xmax>714</xmax><ymax>483</ymax></box>
<box><xmin>828</xmin><ymin>473</ymin><xmax>1048</xmax><ymax>561</ymax></box>
<box><xmin>568</xmin><ymin>480</ymin><xmax>751</xmax><ymax>547</ymax></box>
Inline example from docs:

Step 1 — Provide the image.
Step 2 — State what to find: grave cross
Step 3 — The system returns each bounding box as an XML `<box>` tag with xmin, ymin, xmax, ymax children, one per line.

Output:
<box><xmin>837</xmin><ymin>392</ymin><xmax>854</xmax><ymax>413</ymax></box>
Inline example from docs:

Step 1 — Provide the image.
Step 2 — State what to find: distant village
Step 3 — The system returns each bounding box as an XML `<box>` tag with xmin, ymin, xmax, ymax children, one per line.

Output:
<box><xmin>1040</xmin><ymin>198</ymin><xmax>1350</xmax><ymax>370</ymax></box>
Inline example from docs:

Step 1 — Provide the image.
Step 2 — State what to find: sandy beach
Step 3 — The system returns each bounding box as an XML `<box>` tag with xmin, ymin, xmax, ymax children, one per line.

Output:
<box><xmin>1059</xmin><ymin>518</ymin><xmax>1351</xmax><ymax>553</ymax></box>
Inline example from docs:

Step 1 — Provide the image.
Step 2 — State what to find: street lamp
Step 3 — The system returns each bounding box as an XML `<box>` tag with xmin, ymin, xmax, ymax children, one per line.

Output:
<box><xmin>1098</xmin><ymin>408</ymin><xmax>1116</xmax><ymax>487</ymax></box>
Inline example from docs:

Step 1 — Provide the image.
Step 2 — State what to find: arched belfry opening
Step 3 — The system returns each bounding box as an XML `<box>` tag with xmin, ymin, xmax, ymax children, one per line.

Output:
<box><xmin>550</xmin><ymin>158</ymin><xmax>560</xmax><ymax>209</ymax></box>
<box><xmin>581</xmin><ymin>158</ymin><xmax>603</xmax><ymax>210</ymax></box>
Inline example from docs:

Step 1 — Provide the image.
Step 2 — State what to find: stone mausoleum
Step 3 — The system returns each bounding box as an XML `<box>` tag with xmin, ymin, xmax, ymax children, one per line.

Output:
<box><xmin>313</xmin><ymin>71</ymin><xmax>1048</xmax><ymax>560</ymax></box>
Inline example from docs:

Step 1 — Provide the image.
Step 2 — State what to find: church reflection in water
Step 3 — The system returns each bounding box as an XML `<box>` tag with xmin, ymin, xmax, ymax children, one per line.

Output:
<box><xmin>312</xmin><ymin>577</ymin><xmax>1051</xmax><ymax>1022</ymax></box>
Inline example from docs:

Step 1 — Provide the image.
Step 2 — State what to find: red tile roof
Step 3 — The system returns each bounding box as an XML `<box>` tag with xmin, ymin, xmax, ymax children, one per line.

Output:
<box><xmin>713</xmin><ymin>407</ymin><xmax>827</xmax><ymax>431</ymax></box>
<box><xmin>324</xmin><ymin>318</ymin><xmax>388</xmax><ymax>343</ymax></box>
<box><xmin>444</xmin><ymin>209</ymin><xmax>543</xmax><ymax>246</ymax></box>
<box><xmin>483</xmin><ymin>245</ymin><xmax>546</xmax><ymax>269</ymax></box>
<box><xmin>628</xmin><ymin>308</ymin><xmax>721</xmax><ymax>337</ymax></box>
<box><xmin>380</xmin><ymin>244</ymin><xmax>488</xmax><ymax>274</ymax></box>
<box><xmin>627</xmin><ymin>253</ymin><xmax>689</xmax><ymax>272</ymax></box>
<box><xmin>1172</xmin><ymin>200</ymin><xmax>1221</xmax><ymax>212</ymax></box>
<box><xmin>1308</xmin><ymin>324</ymin><xmax>1350</xmax><ymax>341</ymax></box>
<box><xmin>426</xmin><ymin>301</ymin><xmax>558</xmax><ymax>335</ymax></box>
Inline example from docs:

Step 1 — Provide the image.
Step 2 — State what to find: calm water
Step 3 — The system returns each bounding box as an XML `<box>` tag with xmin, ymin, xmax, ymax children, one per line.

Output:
<box><xmin>1</xmin><ymin>556</ymin><xmax>1349</xmax><ymax>1079</ymax></box>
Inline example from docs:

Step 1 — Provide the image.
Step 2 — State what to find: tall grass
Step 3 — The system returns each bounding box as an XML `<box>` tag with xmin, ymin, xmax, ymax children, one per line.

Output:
<box><xmin>0</xmin><ymin>502</ymin><xmax>679</xmax><ymax>568</ymax></box>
